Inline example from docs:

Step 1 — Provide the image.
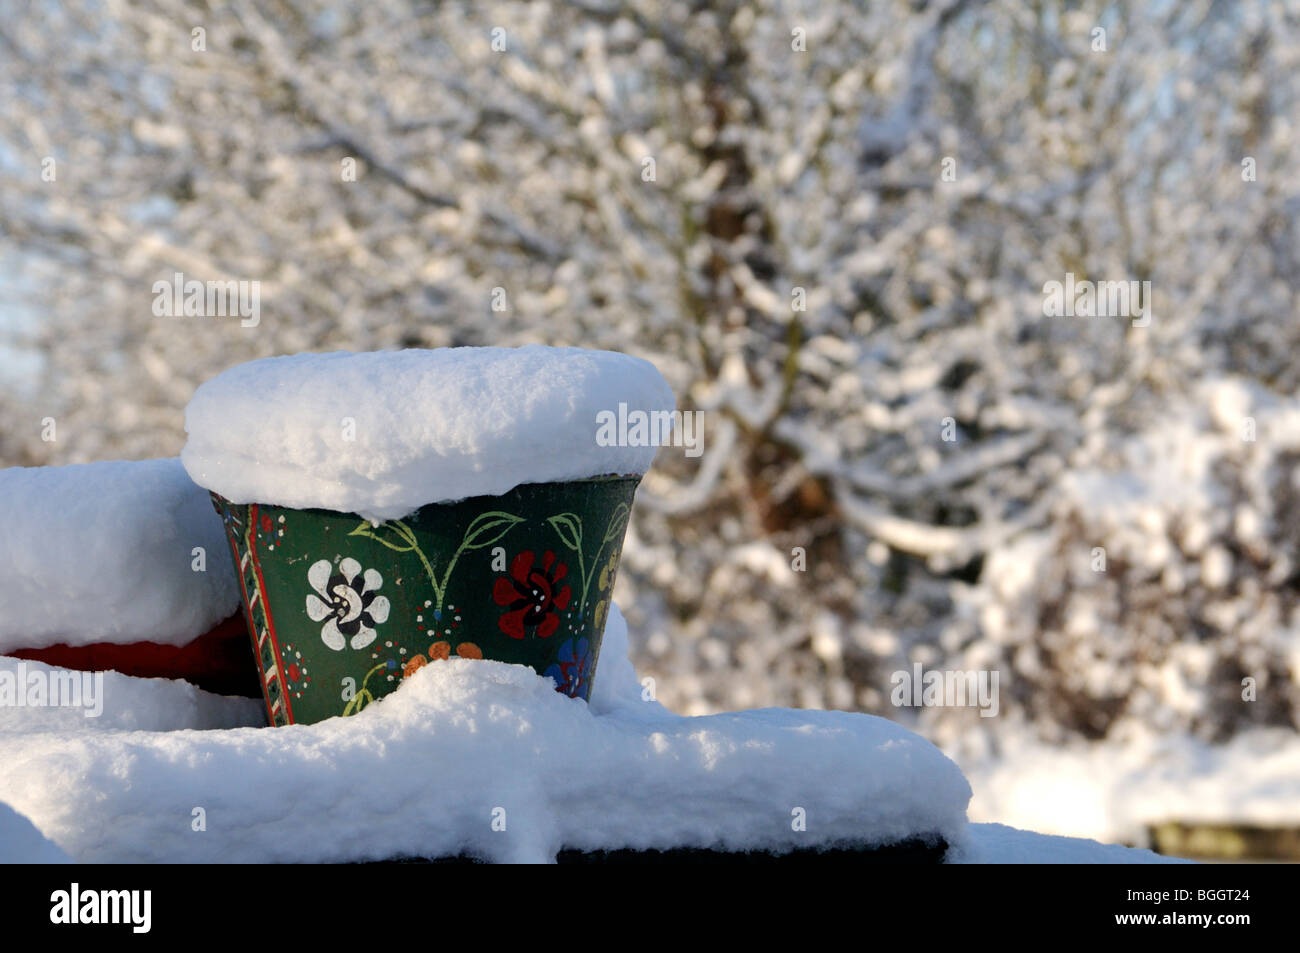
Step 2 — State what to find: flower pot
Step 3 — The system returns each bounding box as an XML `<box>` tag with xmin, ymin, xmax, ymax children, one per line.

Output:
<box><xmin>211</xmin><ymin>476</ymin><xmax>640</xmax><ymax>726</ymax></box>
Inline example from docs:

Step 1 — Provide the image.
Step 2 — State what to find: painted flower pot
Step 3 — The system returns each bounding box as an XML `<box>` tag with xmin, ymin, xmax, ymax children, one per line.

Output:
<box><xmin>211</xmin><ymin>476</ymin><xmax>639</xmax><ymax>726</ymax></box>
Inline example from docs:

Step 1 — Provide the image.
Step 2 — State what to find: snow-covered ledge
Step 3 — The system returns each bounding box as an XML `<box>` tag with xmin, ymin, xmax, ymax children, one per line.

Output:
<box><xmin>0</xmin><ymin>604</ymin><xmax>1182</xmax><ymax>864</ymax></box>
<box><xmin>0</xmin><ymin>607</ymin><xmax>964</xmax><ymax>862</ymax></box>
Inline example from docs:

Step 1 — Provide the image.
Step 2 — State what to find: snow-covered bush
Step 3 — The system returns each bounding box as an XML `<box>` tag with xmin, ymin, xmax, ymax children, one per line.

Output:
<box><xmin>946</xmin><ymin>378</ymin><xmax>1300</xmax><ymax>743</ymax></box>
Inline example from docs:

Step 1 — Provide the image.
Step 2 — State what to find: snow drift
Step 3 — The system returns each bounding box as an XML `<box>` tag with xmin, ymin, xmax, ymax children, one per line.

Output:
<box><xmin>0</xmin><ymin>606</ymin><xmax>969</xmax><ymax>863</ymax></box>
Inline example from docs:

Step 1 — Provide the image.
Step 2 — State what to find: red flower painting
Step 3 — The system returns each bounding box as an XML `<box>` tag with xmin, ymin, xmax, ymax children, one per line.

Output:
<box><xmin>493</xmin><ymin>550</ymin><xmax>571</xmax><ymax>639</ymax></box>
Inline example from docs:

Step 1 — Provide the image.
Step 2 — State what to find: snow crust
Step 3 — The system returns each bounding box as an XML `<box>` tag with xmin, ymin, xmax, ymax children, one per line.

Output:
<box><xmin>0</xmin><ymin>459</ymin><xmax>240</xmax><ymax>652</ymax></box>
<box><xmin>0</xmin><ymin>606</ymin><xmax>970</xmax><ymax>863</ymax></box>
<box><xmin>181</xmin><ymin>347</ymin><xmax>676</xmax><ymax>522</ymax></box>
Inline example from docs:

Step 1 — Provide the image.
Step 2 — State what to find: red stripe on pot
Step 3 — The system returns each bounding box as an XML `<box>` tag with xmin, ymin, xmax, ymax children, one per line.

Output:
<box><xmin>247</xmin><ymin>503</ymin><xmax>295</xmax><ymax>725</ymax></box>
<box><xmin>224</xmin><ymin>507</ymin><xmax>278</xmax><ymax>723</ymax></box>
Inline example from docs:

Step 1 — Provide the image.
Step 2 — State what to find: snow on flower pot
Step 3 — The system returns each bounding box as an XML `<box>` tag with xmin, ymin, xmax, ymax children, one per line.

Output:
<box><xmin>0</xmin><ymin>459</ymin><xmax>251</xmax><ymax>695</ymax></box>
<box><xmin>183</xmin><ymin>346</ymin><xmax>674</xmax><ymax>726</ymax></box>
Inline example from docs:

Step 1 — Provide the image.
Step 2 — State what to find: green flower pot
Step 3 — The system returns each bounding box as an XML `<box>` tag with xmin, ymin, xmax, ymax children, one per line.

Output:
<box><xmin>211</xmin><ymin>477</ymin><xmax>639</xmax><ymax>726</ymax></box>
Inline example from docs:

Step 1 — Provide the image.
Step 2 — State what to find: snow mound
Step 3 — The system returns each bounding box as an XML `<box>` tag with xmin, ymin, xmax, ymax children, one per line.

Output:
<box><xmin>0</xmin><ymin>459</ymin><xmax>240</xmax><ymax>652</ymax></box>
<box><xmin>0</xmin><ymin>656</ymin><xmax>262</xmax><ymax>733</ymax></box>
<box><xmin>181</xmin><ymin>346</ymin><xmax>676</xmax><ymax>522</ymax></box>
<box><xmin>0</xmin><ymin>605</ymin><xmax>969</xmax><ymax>863</ymax></box>
<box><xmin>0</xmin><ymin>801</ymin><xmax>71</xmax><ymax>863</ymax></box>
<box><xmin>949</xmin><ymin>824</ymin><xmax>1189</xmax><ymax>864</ymax></box>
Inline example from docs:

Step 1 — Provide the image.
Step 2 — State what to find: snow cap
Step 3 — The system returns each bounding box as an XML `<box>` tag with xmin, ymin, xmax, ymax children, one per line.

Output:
<box><xmin>181</xmin><ymin>346</ymin><xmax>676</xmax><ymax>521</ymax></box>
<box><xmin>0</xmin><ymin>459</ymin><xmax>240</xmax><ymax>651</ymax></box>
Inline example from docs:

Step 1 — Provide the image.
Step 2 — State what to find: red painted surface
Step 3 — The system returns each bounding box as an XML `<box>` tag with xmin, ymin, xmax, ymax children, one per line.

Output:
<box><xmin>7</xmin><ymin>612</ymin><xmax>262</xmax><ymax>698</ymax></box>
